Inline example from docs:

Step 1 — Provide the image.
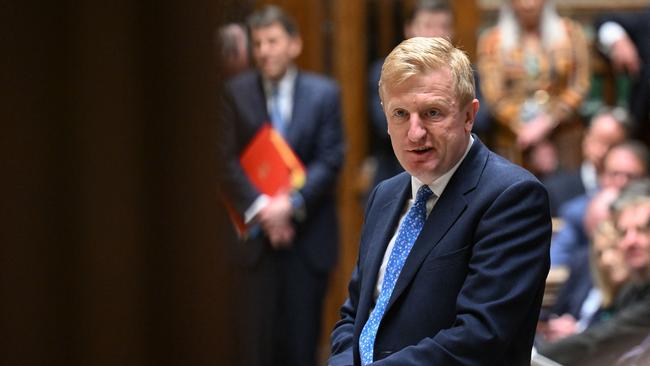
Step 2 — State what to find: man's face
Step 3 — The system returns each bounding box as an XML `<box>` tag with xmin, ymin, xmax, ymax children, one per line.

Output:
<box><xmin>251</xmin><ymin>22</ymin><xmax>301</xmax><ymax>81</ymax></box>
<box><xmin>617</xmin><ymin>203</ymin><xmax>650</xmax><ymax>277</ymax></box>
<box><xmin>582</xmin><ymin>114</ymin><xmax>626</xmax><ymax>173</ymax></box>
<box><xmin>404</xmin><ymin>10</ymin><xmax>454</xmax><ymax>39</ymax></box>
<box><xmin>601</xmin><ymin>148</ymin><xmax>647</xmax><ymax>190</ymax></box>
<box><xmin>382</xmin><ymin>67</ymin><xmax>477</xmax><ymax>184</ymax></box>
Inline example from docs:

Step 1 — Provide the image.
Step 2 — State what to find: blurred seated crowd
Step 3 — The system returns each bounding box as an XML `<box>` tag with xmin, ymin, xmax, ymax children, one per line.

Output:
<box><xmin>218</xmin><ymin>0</ymin><xmax>650</xmax><ymax>364</ymax></box>
<box><xmin>473</xmin><ymin>1</ymin><xmax>650</xmax><ymax>364</ymax></box>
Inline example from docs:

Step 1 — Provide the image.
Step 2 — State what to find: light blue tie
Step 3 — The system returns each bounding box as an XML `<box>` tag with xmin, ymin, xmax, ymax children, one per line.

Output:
<box><xmin>270</xmin><ymin>84</ymin><xmax>285</xmax><ymax>136</ymax></box>
<box><xmin>359</xmin><ymin>185</ymin><xmax>433</xmax><ymax>365</ymax></box>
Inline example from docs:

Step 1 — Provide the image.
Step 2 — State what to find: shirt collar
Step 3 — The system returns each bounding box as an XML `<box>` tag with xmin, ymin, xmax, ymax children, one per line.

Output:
<box><xmin>410</xmin><ymin>135</ymin><xmax>474</xmax><ymax>199</ymax></box>
<box><xmin>581</xmin><ymin>161</ymin><xmax>599</xmax><ymax>194</ymax></box>
<box><xmin>262</xmin><ymin>66</ymin><xmax>297</xmax><ymax>98</ymax></box>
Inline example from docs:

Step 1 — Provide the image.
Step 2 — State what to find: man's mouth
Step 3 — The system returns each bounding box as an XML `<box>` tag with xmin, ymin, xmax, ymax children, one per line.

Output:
<box><xmin>408</xmin><ymin>146</ymin><xmax>432</xmax><ymax>155</ymax></box>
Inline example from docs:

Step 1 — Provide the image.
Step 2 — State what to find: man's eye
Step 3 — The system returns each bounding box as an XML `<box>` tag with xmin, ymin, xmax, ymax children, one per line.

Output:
<box><xmin>425</xmin><ymin>109</ymin><xmax>440</xmax><ymax>118</ymax></box>
<box><xmin>393</xmin><ymin>109</ymin><xmax>407</xmax><ymax>118</ymax></box>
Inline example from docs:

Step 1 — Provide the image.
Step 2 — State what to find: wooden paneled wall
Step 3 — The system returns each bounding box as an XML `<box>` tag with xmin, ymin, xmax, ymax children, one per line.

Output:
<box><xmin>7</xmin><ymin>1</ymin><xmax>646</xmax><ymax>365</ymax></box>
<box><xmin>2</xmin><ymin>1</ymin><xmax>246</xmax><ymax>365</ymax></box>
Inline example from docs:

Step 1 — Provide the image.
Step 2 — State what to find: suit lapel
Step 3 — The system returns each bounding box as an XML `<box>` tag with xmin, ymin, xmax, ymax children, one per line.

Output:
<box><xmin>284</xmin><ymin>72</ymin><xmax>304</xmax><ymax>147</ymax></box>
<box><xmin>249</xmin><ymin>72</ymin><xmax>271</xmax><ymax>131</ymax></box>
<box><xmin>358</xmin><ymin>174</ymin><xmax>411</xmax><ymax>318</ymax></box>
<box><xmin>386</xmin><ymin>137</ymin><xmax>489</xmax><ymax>311</ymax></box>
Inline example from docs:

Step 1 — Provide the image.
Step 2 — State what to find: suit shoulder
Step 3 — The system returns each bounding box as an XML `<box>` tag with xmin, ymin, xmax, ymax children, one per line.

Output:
<box><xmin>483</xmin><ymin>151</ymin><xmax>543</xmax><ymax>188</ymax></box>
<box><xmin>368</xmin><ymin>172</ymin><xmax>409</xmax><ymax>201</ymax></box>
<box><xmin>558</xmin><ymin>194</ymin><xmax>589</xmax><ymax>218</ymax></box>
<box><xmin>299</xmin><ymin>71</ymin><xmax>340</xmax><ymax>91</ymax></box>
<box><xmin>226</xmin><ymin>70</ymin><xmax>258</xmax><ymax>92</ymax></box>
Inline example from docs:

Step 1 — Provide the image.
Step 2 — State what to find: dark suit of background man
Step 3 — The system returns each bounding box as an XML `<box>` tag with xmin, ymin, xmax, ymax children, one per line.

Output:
<box><xmin>219</xmin><ymin>5</ymin><xmax>345</xmax><ymax>366</ymax></box>
<box><xmin>329</xmin><ymin>37</ymin><xmax>551</xmax><ymax>366</ymax></box>
<box><xmin>595</xmin><ymin>8</ymin><xmax>650</xmax><ymax>142</ymax></box>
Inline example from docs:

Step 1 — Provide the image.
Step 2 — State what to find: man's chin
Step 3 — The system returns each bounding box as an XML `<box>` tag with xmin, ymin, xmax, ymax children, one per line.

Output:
<box><xmin>260</xmin><ymin>67</ymin><xmax>286</xmax><ymax>81</ymax></box>
<box><xmin>260</xmin><ymin>68</ymin><xmax>278</xmax><ymax>80</ymax></box>
<box><xmin>406</xmin><ymin>168</ymin><xmax>437</xmax><ymax>184</ymax></box>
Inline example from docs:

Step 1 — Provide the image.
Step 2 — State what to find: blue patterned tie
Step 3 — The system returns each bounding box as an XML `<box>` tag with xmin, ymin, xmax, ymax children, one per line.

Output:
<box><xmin>270</xmin><ymin>84</ymin><xmax>285</xmax><ymax>136</ymax></box>
<box><xmin>359</xmin><ymin>184</ymin><xmax>433</xmax><ymax>365</ymax></box>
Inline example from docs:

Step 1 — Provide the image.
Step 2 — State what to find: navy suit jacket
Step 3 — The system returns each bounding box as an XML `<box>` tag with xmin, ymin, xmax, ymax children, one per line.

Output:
<box><xmin>330</xmin><ymin>137</ymin><xmax>551</xmax><ymax>365</ymax></box>
<box><xmin>220</xmin><ymin>69</ymin><xmax>345</xmax><ymax>272</ymax></box>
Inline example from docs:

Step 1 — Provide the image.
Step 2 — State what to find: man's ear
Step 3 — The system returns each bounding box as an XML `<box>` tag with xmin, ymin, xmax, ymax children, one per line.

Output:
<box><xmin>464</xmin><ymin>99</ymin><xmax>479</xmax><ymax>132</ymax></box>
<box><xmin>289</xmin><ymin>35</ymin><xmax>303</xmax><ymax>59</ymax></box>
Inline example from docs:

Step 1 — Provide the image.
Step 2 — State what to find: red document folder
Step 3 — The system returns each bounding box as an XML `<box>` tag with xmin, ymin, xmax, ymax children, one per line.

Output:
<box><xmin>225</xmin><ymin>124</ymin><xmax>306</xmax><ymax>237</ymax></box>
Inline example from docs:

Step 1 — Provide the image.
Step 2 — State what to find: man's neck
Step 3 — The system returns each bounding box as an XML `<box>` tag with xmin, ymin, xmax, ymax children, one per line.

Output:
<box><xmin>264</xmin><ymin>65</ymin><xmax>296</xmax><ymax>84</ymax></box>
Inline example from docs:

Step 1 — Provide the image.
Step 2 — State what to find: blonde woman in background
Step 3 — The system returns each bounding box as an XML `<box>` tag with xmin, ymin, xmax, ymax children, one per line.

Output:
<box><xmin>541</xmin><ymin>189</ymin><xmax>628</xmax><ymax>342</ymax></box>
<box><xmin>591</xmin><ymin>220</ymin><xmax>629</xmax><ymax>313</ymax></box>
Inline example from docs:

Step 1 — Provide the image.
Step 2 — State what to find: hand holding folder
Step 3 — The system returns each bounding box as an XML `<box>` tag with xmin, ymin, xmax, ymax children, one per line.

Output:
<box><xmin>224</xmin><ymin>124</ymin><xmax>306</xmax><ymax>238</ymax></box>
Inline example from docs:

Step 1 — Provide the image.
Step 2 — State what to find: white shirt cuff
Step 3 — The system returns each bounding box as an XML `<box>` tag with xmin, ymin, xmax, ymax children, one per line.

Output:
<box><xmin>598</xmin><ymin>21</ymin><xmax>626</xmax><ymax>54</ymax></box>
<box><xmin>244</xmin><ymin>194</ymin><xmax>270</xmax><ymax>224</ymax></box>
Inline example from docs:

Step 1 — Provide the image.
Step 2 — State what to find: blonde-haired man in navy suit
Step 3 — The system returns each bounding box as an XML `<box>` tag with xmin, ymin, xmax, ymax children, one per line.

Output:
<box><xmin>329</xmin><ymin>37</ymin><xmax>551</xmax><ymax>366</ymax></box>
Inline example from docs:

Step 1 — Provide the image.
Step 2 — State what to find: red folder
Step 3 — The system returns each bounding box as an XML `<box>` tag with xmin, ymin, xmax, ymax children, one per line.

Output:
<box><xmin>224</xmin><ymin>124</ymin><xmax>306</xmax><ymax>237</ymax></box>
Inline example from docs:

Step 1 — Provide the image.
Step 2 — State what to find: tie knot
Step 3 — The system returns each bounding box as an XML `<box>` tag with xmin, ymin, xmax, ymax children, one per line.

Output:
<box><xmin>415</xmin><ymin>185</ymin><xmax>433</xmax><ymax>204</ymax></box>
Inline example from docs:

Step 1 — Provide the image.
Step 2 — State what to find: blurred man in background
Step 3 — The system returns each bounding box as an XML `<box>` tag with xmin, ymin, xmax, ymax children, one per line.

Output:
<box><xmin>220</xmin><ymin>5</ymin><xmax>345</xmax><ymax>366</ymax></box>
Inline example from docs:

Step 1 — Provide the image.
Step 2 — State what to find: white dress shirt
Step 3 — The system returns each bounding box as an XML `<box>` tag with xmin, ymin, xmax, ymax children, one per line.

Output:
<box><xmin>581</xmin><ymin>161</ymin><xmax>599</xmax><ymax>196</ymax></box>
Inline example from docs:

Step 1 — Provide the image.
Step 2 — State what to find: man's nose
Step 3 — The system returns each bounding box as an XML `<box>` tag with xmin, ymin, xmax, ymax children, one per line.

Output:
<box><xmin>407</xmin><ymin>116</ymin><xmax>426</xmax><ymax>141</ymax></box>
<box><xmin>257</xmin><ymin>42</ymin><xmax>269</xmax><ymax>56</ymax></box>
<box><xmin>620</xmin><ymin>230</ymin><xmax>638</xmax><ymax>250</ymax></box>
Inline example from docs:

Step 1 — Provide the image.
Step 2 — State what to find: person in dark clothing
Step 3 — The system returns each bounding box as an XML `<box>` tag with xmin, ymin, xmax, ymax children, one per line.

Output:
<box><xmin>595</xmin><ymin>9</ymin><xmax>650</xmax><ymax>142</ymax></box>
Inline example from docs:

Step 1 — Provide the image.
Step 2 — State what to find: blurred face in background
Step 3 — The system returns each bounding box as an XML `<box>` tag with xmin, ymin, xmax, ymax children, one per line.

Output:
<box><xmin>617</xmin><ymin>202</ymin><xmax>650</xmax><ymax>280</ymax></box>
<box><xmin>583</xmin><ymin>114</ymin><xmax>627</xmax><ymax>174</ymax></box>
<box><xmin>601</xmin><ymin>147</ymin><xmax>647</xmax><ymax>190</ymax></box>
<box><xmin>511</xmin><ymin>0</ymin><xmax>545</xmax><ymax>30</ymax></box>
<box><xmin>404</xmin><ymin>10</ymin><xmax>454</xmax><ymax>39</ymax></box>
<box><xmin>593</xmin><ymin>221</ymin><xmax>628</xmax><ymax>287</ymax></box>
<box><xmin>251</xmin><ymin>22</ymin><xmax>302</xmax><ymax>81</ymax></box>
<box><xmin>220</xmin><ymin>23</ymin><xmax>249</xmax><ymax>77</ymax></box>
<box><xmin>527</xmin><ymin>139</ymin><xmax>558</xmax><ymax>177</ymax></box>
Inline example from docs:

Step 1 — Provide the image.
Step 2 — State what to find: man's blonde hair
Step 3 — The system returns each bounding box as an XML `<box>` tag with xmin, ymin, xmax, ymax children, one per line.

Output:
<box><xmin>379</xmin><ymin>37</ymin><xmax>475</xmax><ymax>106</ymax></box>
